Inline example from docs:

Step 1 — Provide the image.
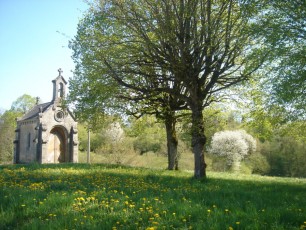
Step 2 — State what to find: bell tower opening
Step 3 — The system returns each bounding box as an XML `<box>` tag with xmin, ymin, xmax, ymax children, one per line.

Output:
<box><xmin>52</xmin><ymin>68</ymin><xmax>67</xmax><ymax>104</ymax></box>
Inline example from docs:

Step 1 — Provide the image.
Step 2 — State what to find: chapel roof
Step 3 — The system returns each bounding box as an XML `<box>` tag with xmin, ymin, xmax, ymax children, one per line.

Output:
<box><xmin>19</xmin><ymin>102</ymin><xmax>52</xmax><ymax>121</ymax></box>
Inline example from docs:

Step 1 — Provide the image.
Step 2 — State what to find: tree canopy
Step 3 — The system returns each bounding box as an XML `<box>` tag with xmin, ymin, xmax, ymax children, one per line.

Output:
<box><xmin>70</xmin><ymin>0</ymin><xmax>267</xmax><ymax>178</ymax></box>
<box><xmin>10</xmin><ymin>94</ymin><xmax>36</xmax><ymax>114</ymax></box>
<box><xmin>254</xmin><ymin>0</ymin><xmax>306</xmax><ymax>119</ymax></box>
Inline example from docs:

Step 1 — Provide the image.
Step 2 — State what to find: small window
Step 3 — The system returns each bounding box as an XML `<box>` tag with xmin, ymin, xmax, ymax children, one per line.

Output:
<box><xmin>27</xmin><ymin>133</ymin><xmax>31</xmax><ymax>149</ymax></box>
<box><xmin>58</xmin><ymin>83</ymin><xmax>64</xmax><ymax>97</ymax></box>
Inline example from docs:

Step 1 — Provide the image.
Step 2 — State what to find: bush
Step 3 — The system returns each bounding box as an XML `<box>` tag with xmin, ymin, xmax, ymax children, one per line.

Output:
<box><xmin>245</xmin><ymin>153</ymin><xmax>270</xmax><ymax>175</ymax></box>
<box><xmin>261</xmin><ymin>137</ymin><xmax>306</xmax><ymax>177</ymax></box>
<box><xmin>209</xmin><ymin>130</ymin><xmax>256</xmax><ymax>172</ymax></box>
<box><xmin>133</xmin><ymin>136</ymin><xmax>163</xmax><ymax>155</ymax></box>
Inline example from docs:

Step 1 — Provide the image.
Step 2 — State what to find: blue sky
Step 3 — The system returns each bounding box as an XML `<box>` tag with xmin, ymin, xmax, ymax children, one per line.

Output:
<box><xmin>0</xmin><ymin>0</ymin><xmax>89</xmax><ymax>111</ymax></box>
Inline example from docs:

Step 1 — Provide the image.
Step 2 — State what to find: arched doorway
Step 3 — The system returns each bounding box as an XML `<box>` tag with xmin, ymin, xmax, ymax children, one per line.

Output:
<box><xmin>47</xmin><ymin>126</ymin><xmax>67</xmax><ymax>163</ymax></box>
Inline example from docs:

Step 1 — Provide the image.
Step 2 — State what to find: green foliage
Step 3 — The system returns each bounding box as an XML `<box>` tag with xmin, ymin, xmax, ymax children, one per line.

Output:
<box><xmin>261</xmin><ymin>137</ymin><xmax>306</xmax><ymax>178</ymax></box>
<box><xmin>245</xmin><ymin>153</ymin><xmax>270</xmax><ymax>175</ymax></box>
<box><xmin>133</xmin><ymin>137</ymin><xmax>162</xmax><ymax>155</ymax></box>
<box><xmin>0</xmin><ymin>94</ymin><xmax>36</xmax><ymax>163</ymax></box>
<box><xmin>253</xmin><ymin>0</ymin><xmax>306</xmax><ymax>118</ymax></box>
<box><xmin>10</xmin><ymin>94</ymin><xmax>36</xmax><ymax>114</ymax></box>
<box><xmin>70</xmin><ymin>0</ymin><xmax>268</xmax><ymax>178</ymax></box>
<box><xmin>0</xmin><ymin>164</ymin><xmax>305</xmax><ymax>229</ymax></box>
<box><xmin>77</xmin><ymin>124</ymin><xmax>106</xmax><ymax>152</ymax></box>
<box><xmin>0</xmin><ymin>110</ymin><xmax>22</xmax><ymax>163</ymax></box>
<box><xmin>128</xmin><ymin>116</ymin><xmax>166</xmax><ymax>155</ymax></box>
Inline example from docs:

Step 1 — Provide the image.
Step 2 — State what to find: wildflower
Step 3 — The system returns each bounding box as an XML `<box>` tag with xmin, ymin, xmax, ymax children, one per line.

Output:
<box><xmin>146</xmin><ymin>227</ymin><xmax>155</xmax><ymax>230</ymax></box>
<box><xmin>207</xmin><ymin>209</ymin><xmax>211</xmax><ymax>213</ymax></box>
<box><xmin>229</xmin><ymin>227</ymin><xmax>234</xmax><ymax>230</ymax></box>
<box><xmin>236</xmin><ymin>222</ymin><xmax>240</xmax><ymax>225</ymax></box>
<box><xmin>21</xmin><ymin>204</ymin><xmax>26</xmax><ymax>207</ymax></box>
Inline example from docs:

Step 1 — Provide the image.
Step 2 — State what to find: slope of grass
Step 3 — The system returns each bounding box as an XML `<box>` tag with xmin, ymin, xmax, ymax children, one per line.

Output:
<box><xmin>0</xmin><ymin>163</ymin><xmax>305</xmax><ymax>230</ymax></box>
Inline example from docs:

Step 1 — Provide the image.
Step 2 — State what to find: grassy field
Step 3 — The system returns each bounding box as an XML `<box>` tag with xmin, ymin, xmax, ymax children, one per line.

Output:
<box><xmin>0</xmin><ymin>163</ymin><xmax>305</xmax><ymax>230</ymax></box>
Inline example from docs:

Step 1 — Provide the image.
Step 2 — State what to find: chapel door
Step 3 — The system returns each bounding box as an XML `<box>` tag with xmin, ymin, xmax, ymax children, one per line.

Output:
<box><xmin>48</xmin><ymin>128</ymin><xmax>65</xmax><ymax>163</ymax></box>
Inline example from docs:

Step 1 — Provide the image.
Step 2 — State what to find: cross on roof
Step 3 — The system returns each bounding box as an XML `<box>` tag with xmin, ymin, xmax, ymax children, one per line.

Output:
<box><xmin>58</xmin><ymin>68</ymin><xmax>63</xmax><ymax>76</ymax></box>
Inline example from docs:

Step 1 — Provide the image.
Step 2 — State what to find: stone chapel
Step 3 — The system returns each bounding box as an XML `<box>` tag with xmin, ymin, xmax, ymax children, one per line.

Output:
<box><xmin>14</xmin><ymin>69</ymin><xmax>78</xmax><ymax>164</ymax></box>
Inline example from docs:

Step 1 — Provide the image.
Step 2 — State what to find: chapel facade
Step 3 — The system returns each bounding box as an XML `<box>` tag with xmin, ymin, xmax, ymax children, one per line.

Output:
<box><xmin>13</xmin><ymin>69</ymin><xmax>78</xmax><ymax>164</ymax></box>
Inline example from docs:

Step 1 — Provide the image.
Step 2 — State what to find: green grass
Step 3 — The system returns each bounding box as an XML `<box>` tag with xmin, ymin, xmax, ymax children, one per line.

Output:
<box><xmin>0</xmin><ymin>163</ymin><xmax>306</xmax><ymax>230</ymax></box>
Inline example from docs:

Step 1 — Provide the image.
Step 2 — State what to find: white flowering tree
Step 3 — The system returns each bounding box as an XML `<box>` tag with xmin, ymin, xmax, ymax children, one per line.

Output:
<box><xmin>210</xmin><ymin>130</ymin><xmax>256</xmax><ymax>172</ymax></box>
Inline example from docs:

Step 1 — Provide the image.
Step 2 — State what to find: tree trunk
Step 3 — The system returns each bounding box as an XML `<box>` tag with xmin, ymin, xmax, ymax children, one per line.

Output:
<box><xmin>191</xmin><ymin>104</ymin><xmax>207</xmax><ymax>178</ymax></box>
<box><xmin>165</xmin><ymin>113</ymin><xmax>179</xmax><ymax>170</ymax></box>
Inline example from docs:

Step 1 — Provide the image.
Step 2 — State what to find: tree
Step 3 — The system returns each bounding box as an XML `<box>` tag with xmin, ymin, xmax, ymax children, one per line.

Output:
<box><xmin>69</xmin><ymin>8</ymin><xmax>188</xmax><ymax>170</ymax></box>
<box><xmin>210</xmin><ymin>130</ymin><xmax>256</xmax><ymax>172</ymax></box>
<box><xmin>0</xmin><ymin>95</ymin><xmax>36</xmax><ymax>163</ymax></box>
<box><xmin>10</xmin><ymin>94</ymin><xmax>36</xmax><ymax>114</ymax></box>
<box><xmin>71</xmin><ymin>0</ymin><xmax>264</xmax><ymax>178</ymax></box>
<box><xmin>254</xmin><ymin>0</ymin><xmax>306</xmax><ymax>119</ymax></box>
<box><xmin>0</xmin><ymin>110</ymin><xmax>22</xmax><ymax>163</ymax></box>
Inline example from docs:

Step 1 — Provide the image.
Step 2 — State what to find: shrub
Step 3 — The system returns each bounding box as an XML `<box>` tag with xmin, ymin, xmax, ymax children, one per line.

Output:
<box><xmin>133</xmin><ymin>136</ymin><xmax>162</xmax><ymax>155</ymax></box>
<box><xmin>245</xmin><ymin>153</ymin><xmax>270</xmax><ymax>175</ymax></box>
<box><xmin>261</xmin><ymin>137</ymin><xmax>306</xmax><ymax>177</ymax></box>
<box><xmin>209</xmin><ymin>130</ymin><xmax>256</xmax><ymax>172</ymax></box>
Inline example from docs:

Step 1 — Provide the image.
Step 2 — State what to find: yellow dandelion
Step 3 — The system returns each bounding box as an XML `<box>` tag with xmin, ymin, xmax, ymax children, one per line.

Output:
<box><xmin>146</xmin><ymin>227</ymin><xmax>155</xmax><ymax>230</ymax></box>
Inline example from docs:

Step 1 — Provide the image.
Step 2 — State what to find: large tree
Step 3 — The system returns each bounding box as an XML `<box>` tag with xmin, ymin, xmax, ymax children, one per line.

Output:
<box><xmin>254</xmin><ymin>0</ymin><xmax>306</xmax><ymax>119</ymax></box>
<box><xmin>69</xmin><ymin>9</ymin><xmax>189</xmax><ymax>170</ymax></box>
<box><xmin>71</xmin><ymin>0</ymin><xmax>264</xmax><ymax>178</ymax></box>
